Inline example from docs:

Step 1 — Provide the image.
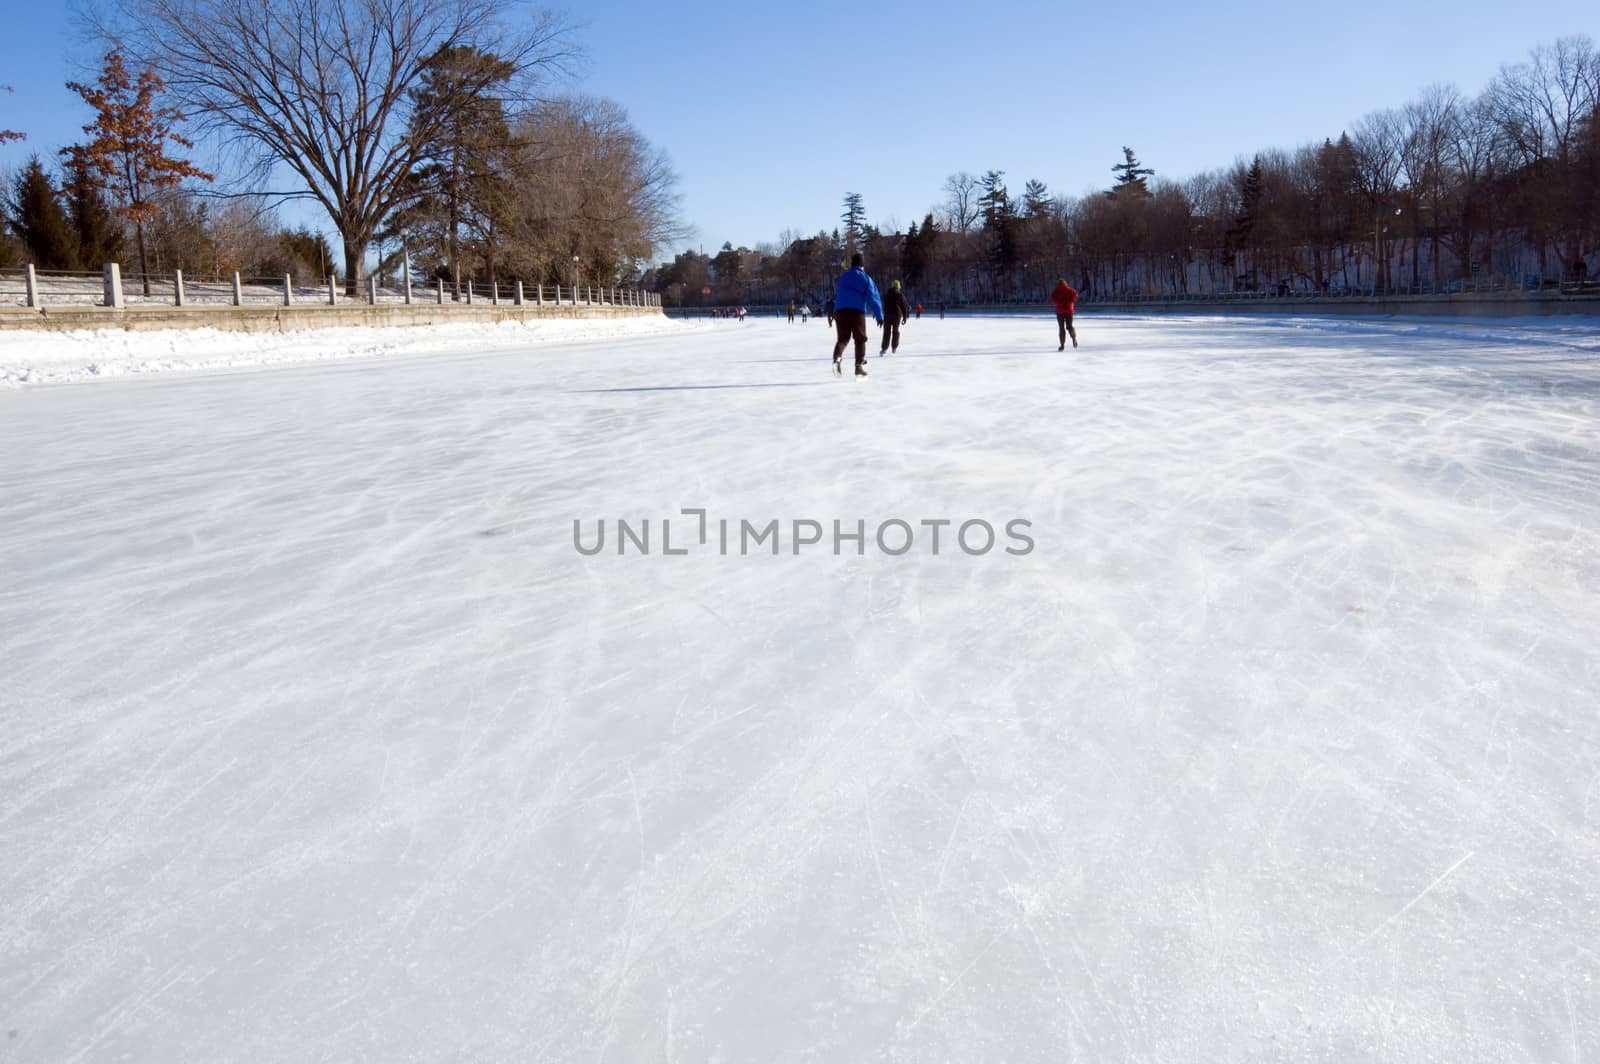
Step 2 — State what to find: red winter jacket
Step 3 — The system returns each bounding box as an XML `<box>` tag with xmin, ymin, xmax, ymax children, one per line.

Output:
<box><xmin>1050</xmin><ymin>282</ymin><xmax>1078</xmax><ymax>315</ymax></box>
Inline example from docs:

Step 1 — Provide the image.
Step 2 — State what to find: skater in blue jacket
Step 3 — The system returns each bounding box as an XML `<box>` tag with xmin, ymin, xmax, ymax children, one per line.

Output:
<box><xmin>831</xmin><ymin>253</ymin><xmax>883</xmax><ymax>377</ymax></box>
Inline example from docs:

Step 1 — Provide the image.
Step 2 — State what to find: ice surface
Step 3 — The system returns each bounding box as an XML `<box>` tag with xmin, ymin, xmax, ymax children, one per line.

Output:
<box><xmin>2</xmin><ymin>313</ymin><xmax>1599</xmax><ymax>1061</ymax></box>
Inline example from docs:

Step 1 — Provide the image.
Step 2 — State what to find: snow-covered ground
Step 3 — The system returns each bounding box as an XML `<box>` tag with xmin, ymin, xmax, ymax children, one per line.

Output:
<box><xmin>2</xmin><ymin>313</ymin><xmax>1598</xmax><ymax>1062</ymax></box>
<box><xmin>0</xmin><ymin>316</ymin><xmax>688</xmax><ymax>387</ymax></box>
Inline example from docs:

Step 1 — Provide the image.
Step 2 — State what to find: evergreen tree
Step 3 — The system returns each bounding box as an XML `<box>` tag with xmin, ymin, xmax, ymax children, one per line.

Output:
<box><xmin>63</xmin><ymin>50</ymin><xmax>214</xmax><ymax>292</ymax></box>
<box><xmin>978</xmin><ymin>170</ymin><xmax>1010</xmax><ymax>228</ymax></box>
<box><xmin>280</xmin><ymin>227</ymin><xmax>334</xmax><ymax>282</ymax></box>
<box><xmin>1110</xmin><ymin>147</ymin><xmax>1155</xmax><ymax>198</ymax></box>
<box><xmin>1022</xmin><ymin>179</ymin><xmax>1052</xmax><ymax>218</ymax></box>
<box><xmin>841</xmin><ymin>193</ymin><xmax>865</xmax><ymax>250</ymax></box>
<box><xmin>713</xmin><ymin>240</ymin><xmax>742</xmax><ymax>296</ymax></box>
<box><xmin>6</xmin><ymin>157</ymin><xmax>78</xmax><ymax>268</ymax></box>
<box><xmin>395</xmin><ymin>45</ymin><xmax>518</xmax><ymax>296</ymax></box>
<box><xmin>900</xmin><ymin>219</ymin><xmax>924</xmax><ymax>286</ymax></box>
<box><xmin>1229</xmin><ymin>155</ymin><xmax>1266</xmax><ymax>287</ymax></box>
<box><xmin>63</xmin><ymin>163</ymin><xmax>124</xmax><ymax>268</ymax></box>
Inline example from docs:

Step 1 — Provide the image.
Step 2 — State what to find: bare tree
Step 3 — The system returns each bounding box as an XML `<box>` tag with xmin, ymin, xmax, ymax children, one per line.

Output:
<box><xmin>1486</xmin><ymin>35</ymin><xmax>1600</xmax><ymax>275</ymax></box>
<box><xmin>1352</xmin><ymin>109</ymin><xmax>1406</xmax><ymax>289</ymax></box>
<box><xmin>1441</xmin><ymin>95</ymin><xmax>1501</xmax><ymax>280</ymax></box>
<box><xmin>1400</xmin><ymin>85</ymin><xmax>1463</xmax><ymax>288</ymax></box>
<box><xmin>105</xmin><ymin>0</ymin><xmax>577</xmax><ymax>292</ymax></box>
<box><xmin>941</xmin><ymin>172</ymin><xmax>980</xmax><ymax>234</ymax></box>
<box><xmin>502</xmin><ymin>95</ymin><xmax>684</xmax><ymax>285</ymax></box>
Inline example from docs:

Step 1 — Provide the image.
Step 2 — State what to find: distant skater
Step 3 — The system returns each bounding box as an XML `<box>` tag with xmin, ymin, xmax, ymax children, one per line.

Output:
<box><xmin>880</xmin><ymin>279</ymin><xmax>911</xmax><ymax>356</ymax></box>
<box><xmin>914</xmin><ymin>302</ymin><xmax>923</xmax><ymax>319</ymax></box>
<box><xmin>832</xmin><ymin>253</ymin><xmax>883</xmax><ymax>378</ymax></box>
<box><xmin>938</xmin><ymin>301</ymin><xmax>946</xmax><ymax>320</ymax></box>
<box><xmin>825</xmin><ymin>295</ymin><xmax>835</xmax><ymax>327</ymax></box>
<box><xmin>787</xmin><ymin>300</ymin><xmax>796</xmax><ymax>322</ymax></box>
<box><xmin>1050</xmin><ymin>278</ymin><xmax>1078</xmax><ymax>349</ymax></box>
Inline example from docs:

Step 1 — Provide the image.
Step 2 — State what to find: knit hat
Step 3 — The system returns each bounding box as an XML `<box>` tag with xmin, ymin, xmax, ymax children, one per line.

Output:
<box><xmin>850</xmin><ymin>252</ymin><xmax>864</xmax><ymax>268</ymax></box>
<box><xmin>891</xmin><ymin>279</ymin><xmax>901</xmax><ymax>290</ymax></box>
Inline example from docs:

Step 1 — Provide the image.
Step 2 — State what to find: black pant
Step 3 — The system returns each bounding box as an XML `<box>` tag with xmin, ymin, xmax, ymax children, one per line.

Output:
<box><xmin>833</xmin><ymin>309</ymin><xmax>868</xmax><ymax>366</ymax></box>
<box><xmin>879</xmin><ymin>316</ymin><xmax>901</xmax><ymax>353</ymax></box>
<box><xmin>1057</xmin><ymin>312</ymin><xmax>1076</xmax><ymax>347</ymax></box>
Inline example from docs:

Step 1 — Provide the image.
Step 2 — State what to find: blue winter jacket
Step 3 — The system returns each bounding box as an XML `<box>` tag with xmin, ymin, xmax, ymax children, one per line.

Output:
<box><xmin>834</xmin><ymin>267</ymin><xmax>884</xmax><ymax>321</ymax></box>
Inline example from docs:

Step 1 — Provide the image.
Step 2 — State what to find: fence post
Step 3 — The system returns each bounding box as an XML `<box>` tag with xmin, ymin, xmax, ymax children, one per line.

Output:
<box><xmin>465</xmin><ymin>279</ymin><xmax>474</xmax><ymax>305</ymax></box>
<box><xmin>283</xmin><ymin>274</ymin><xmax>293</xmax><ymax>307</ymax></box>
<box><xmin>436</xmin><ymin>277</ymin><xmax>444</xmax><ymax>304</ymax></box>
<box><xmin>327</xmin><ymin>275</ymin><xmax>336</xmax><ymax>305</ymax></box>
<box><xmin>403</xmin><ymin>270</ymin><xmax>413</xmax><ymax>305</ymax></box>
<box><xmin>367</xmin><ymin>275</ymin><xmax>378</xmax><ymax>305</ymax></box>
<box><xmin>491</xmin><ymin>280</ymin><xmax>500</xmax><ymax>306</ymax></box>
<box><xmin>174</xmin><ymin>268</ymin><xmax>185</xmax><ymax>307</ymax></box>
<box><xmin>514</xmin><ymin>280</ymin><xmax>524</xmax><ymax>306</ymax></box>
<box><xmin>230</xmin><ymin>271</ymin><xmax>242</xmax><ymax>307</ymax></box>
<box><xmin>104</xmin><ymin>263</ymin><xmax>126</xmax><ymax>309</ymax></box>
<box><xmin>25</xmin><ymin>263</ymin><xmax>38</xmax><ymax>308</ymax></box>
<box><xmin>536</xmin><ymin>282</ymin><xmax>544</xmax><ymax>307</ymax></box>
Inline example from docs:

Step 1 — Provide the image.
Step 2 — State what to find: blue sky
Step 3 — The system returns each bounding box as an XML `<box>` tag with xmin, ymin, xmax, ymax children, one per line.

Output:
<box><xmin>2</xmin><ymin>1</ymin><xmax>1594</xmax><ymax>262</ymax></box>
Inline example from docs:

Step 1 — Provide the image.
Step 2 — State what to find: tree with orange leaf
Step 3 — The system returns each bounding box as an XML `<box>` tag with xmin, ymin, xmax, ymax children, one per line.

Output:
<box><xmin>1</xmin><ymin>83</ymin><xmax>24</xmax><ymax>143</ymax></box>
<box><xmin>63</xmin><ymin>50</ymin><xmax>212</xmax><ymax>292</ymax></box>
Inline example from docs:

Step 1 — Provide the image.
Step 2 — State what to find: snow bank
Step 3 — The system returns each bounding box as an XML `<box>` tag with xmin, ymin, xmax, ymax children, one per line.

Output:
<box><xmin>0</xmin><ymin>315</ymin><xmax>702</xmax><ymax>387</ymax></box>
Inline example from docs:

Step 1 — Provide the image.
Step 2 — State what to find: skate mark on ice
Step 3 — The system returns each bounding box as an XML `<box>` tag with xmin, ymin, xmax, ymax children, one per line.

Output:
<box><xmin>863</xmin><ymin>783</ymin><xmax>906</xmax><ymax>942</ymax></box>
<box><xmin>932</xmin><ymin>794</ymin><xmax>972</xmax><ymax>890</ymax></box>
<box><xmin>900</xmin><ymin>927</ymin><xmax>1010</xmax><ymax>1038</ymax></box>
<box><xmin>1323</xmin><ymin>850</ymin><xmax>1476</xmax><ymax>971</ymax></box>
<box><xmin>567</xmin><ymin>382</ymin><xmax>828</xmax><ymax>394</ymax></box>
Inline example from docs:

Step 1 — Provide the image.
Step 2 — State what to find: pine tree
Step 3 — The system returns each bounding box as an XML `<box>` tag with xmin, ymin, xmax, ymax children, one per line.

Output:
<box><xmin>978</xmin><ymin>170</ymin><xmax>1010</xmax><ymax>228</ymax></box>
<box><xmin>395</xmin><ymin>46</ymin><xmax>518</xmax><ymax>297</ymax></box>
<box><xmin>1022</xmin><ymin>179</ymin><xmax>1051</xmax><ymax>218</ymax></box>
<box><xmin>6</xmin><ymin>157</ymin><xmax>78</xmax><ymax>268</ymax></box>
<box><xmin>280</xmin><ymin>228</ymin><xmax>333</xmax><ymax>282</ymax></box>
<box><xmin>62</xmin><ymin>162</ymin><xmax>123</xmax><ymax>268</ymax></box>
<box><xmin>713</xmin><ymin>241</ymin><xmax>742</xmax><ymax>297</ymax></box>
<box><xmin>841</xmin><ymin>193</ymin><xmax>865</xmax><ymax>251</ymax></box>
<box><xmin>1109</xmin><ymin>147</ymin><xmax>1155</xmax><ymax>198</ymax></box>
<box><xmin>901</xmin><ymin>212</ymin><xmax>940</xmax><ymax>288</ymax></box>
<box><xmin>1229</xmin><ymin>156</ymin><xmax>1265</xmax><ymax>288</ymax></box>
<box><xmin>63</xmin><ymin>50</ymin><xmax>214</xmax><ymax>293</ymax></box>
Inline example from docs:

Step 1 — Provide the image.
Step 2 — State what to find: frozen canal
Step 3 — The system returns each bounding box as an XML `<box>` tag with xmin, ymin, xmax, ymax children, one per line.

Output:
<box><xmin>3</xmin><ymin>312</ymin><xmax>1598</xmax><ymax>1061</ymax></box>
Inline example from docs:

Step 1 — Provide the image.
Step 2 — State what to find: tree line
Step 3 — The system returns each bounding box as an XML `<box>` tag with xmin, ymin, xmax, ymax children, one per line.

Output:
<box><xmin>2</xmin><ymin>0</ymin><xmax>683</xmax><ymax>295</ymax></box>
<box><xmin>655</xmin><ymin>34</ymin><xmax>1598</xmax><ymax>307</ymax></box>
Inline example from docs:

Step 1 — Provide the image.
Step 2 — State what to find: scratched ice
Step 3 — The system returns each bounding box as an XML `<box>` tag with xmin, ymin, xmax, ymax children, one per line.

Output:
<box><xmin>2</xmin><ymin>312</ymin><xmax>1598</xmax><ymax>1061</ymax></box>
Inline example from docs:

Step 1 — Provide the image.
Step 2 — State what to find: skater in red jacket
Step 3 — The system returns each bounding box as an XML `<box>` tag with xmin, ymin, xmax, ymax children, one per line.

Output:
<box><xmin>1050</xmin><ymin>279</ymin><xmax>1079</xmax><ymax>350</ymax></box>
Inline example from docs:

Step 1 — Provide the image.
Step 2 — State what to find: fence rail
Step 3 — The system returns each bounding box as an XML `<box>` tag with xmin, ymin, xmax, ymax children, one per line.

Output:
<box><xmin>1075</xmin><ymin>278</ymin><xmax>1600</xmax><ymax>304</ymax></box>
<box><xmin>0</xmin><ymin>264</ymin><xmax>661</xmax><ymax>311</ymax></box>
